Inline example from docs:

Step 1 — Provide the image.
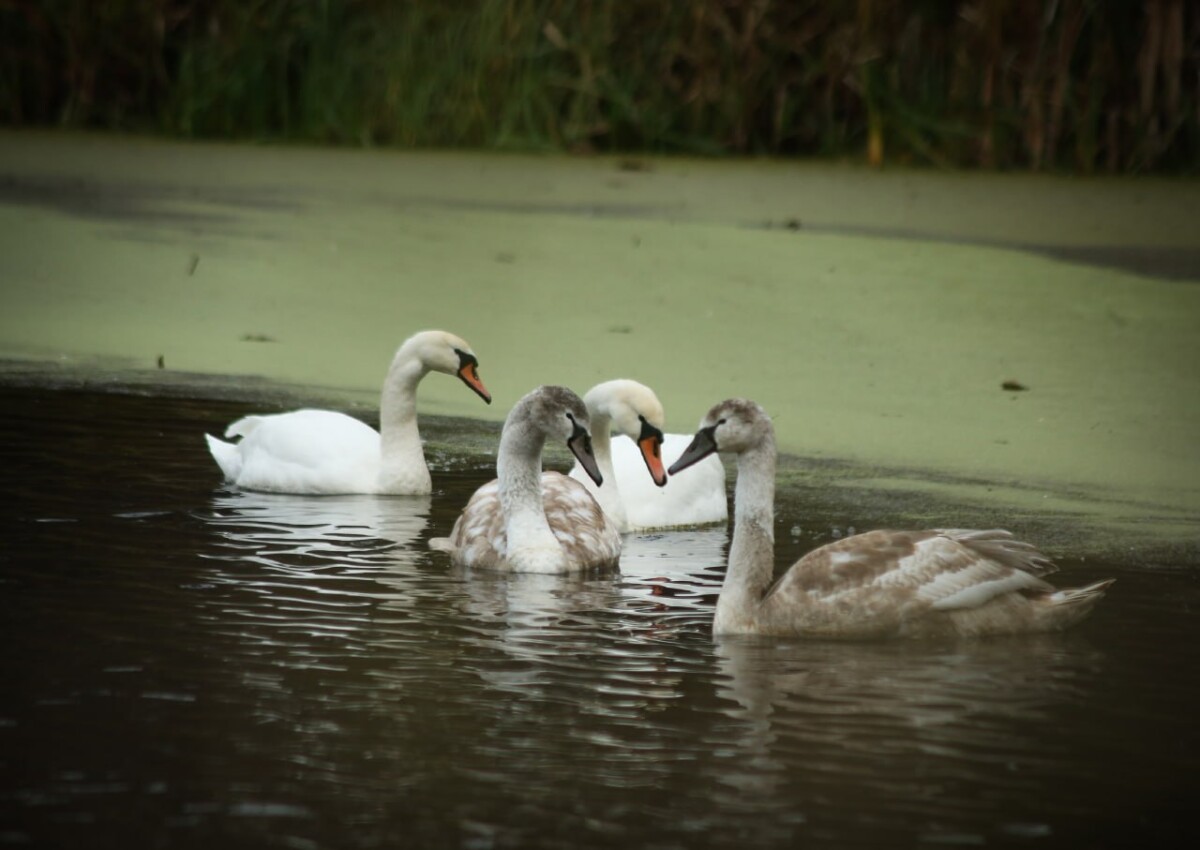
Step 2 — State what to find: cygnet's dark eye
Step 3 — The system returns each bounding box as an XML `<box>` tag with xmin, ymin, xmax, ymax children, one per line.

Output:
<box><xmin>717</xmin><ymin>418</ymin><xmax>727</xmax><ymax>426</ymax></box>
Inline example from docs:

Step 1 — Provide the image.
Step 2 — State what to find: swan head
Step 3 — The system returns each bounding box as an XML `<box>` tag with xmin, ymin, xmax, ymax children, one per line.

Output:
<box><xmin>406</xmin><ymin>330</ymin><xmax>491</xmax><ymax>404</ymax></box>
<box><xmin>583</xmin><ymin>380</ymin><xmax>668</xmax><ymax>487</ymax></box>
<box><xmin>668</xmin><ymin>398</ymin><xmax>772</xmax><ymax>475</ymax></box>
<box><xmin>514</xmin><ymin>385</ymin><xmax>605</xmax><ymax>487</ymax></box>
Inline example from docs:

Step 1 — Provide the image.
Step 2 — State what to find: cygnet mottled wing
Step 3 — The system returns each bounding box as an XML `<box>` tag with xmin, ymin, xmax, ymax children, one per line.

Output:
<box><xmin>435</xmin><ymin>472</ymin><xmax>621</xmax><ymax>572</ymax></box>
<box><xmin>761</xmin><ymin>528</ymin><xmax>1072</xmax><ymax>637</ymax></box>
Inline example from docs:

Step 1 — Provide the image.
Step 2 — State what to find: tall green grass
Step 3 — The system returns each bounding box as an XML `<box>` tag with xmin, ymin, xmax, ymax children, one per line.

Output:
<box><xmin>2</xmin><ymin>0</ymin><xmax>1196</xmax><ymax>171</ymax></box>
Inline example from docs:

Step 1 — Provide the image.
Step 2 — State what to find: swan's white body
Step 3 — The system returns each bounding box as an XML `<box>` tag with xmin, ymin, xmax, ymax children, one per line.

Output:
<box><xmin>206</xmin><ymin>409</ymin><xmax>392</xmax><ymax>494</ymax></box>
<box><xmin>670</xmin><ymin>399</ymin><xmax>1114</xmax><ymax>639</ymax></box>
<box><xmin>430</xmin><ymin>386</ymin><xmax>622</xmax><ymax>574</ymax></box>
<box><xmin>205</xmin><ymin>330</ymin><xmax>490</xmax><ymax>495</ymax></box>
<box><xmin>567</xmin><ymin>380</ymin><xmax>726</xmax><ymax>532</ymax></box>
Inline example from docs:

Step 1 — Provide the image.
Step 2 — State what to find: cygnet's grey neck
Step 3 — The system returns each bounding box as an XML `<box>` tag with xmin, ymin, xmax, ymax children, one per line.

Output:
<box><xmin>497</xmin><ymin>418</ymin><xmax>558</xmax><ymax>551</ymax></box>
<box><xmin>714</xmin><ymin>436</ymin><xmax>777</xmax><ymax>633</ymax></box>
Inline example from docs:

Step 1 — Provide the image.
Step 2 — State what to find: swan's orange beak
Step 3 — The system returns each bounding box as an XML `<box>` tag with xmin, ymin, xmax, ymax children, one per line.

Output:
<box><xmin>637</xmin><ymin>419</ymin><xmax>668</xmax><ymax>487</ymax></box>
<box><xmin>639</xmin><ymin>436</ymin><xmax>667</xmax><ymax>487</ymax></box>
<box><xmin>457</xmin><ymin>359</ymin><xmax>491</xmax><ymax>404</ymax></box>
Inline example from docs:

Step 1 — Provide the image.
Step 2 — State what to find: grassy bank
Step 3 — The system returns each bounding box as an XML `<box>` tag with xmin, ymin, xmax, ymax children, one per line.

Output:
<box><xmin>3</xmin><ymin>1</ymin><xmax>1197</xmax><ymax>171</ymax></box>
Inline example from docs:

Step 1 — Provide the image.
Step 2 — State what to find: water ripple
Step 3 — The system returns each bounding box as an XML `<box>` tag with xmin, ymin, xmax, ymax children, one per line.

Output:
<box><xmin>2</xmin><ymin>386</ymin><xmax>1197</xmax><ymax>849</ymax></box>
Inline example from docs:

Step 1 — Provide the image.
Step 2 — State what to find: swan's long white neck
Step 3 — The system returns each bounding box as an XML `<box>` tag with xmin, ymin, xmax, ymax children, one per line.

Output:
<box><xmin>497</xmin><ymin>419</ymin><xmax>561</xmax><ymax>561</ymax></box>
<box><xmin>714</xmin><ymin>435</ymin><xmax>777</xmax><ymax>634</ymax></box>
<box><xmin>378</xmin><ymin>343</ymin><xmax>432</xmax><ymax>493</ymax></box>
<box><xmin>582</xmin><ymin>412</ymin><xmax>628</xmax><ymax>530</ymax></box>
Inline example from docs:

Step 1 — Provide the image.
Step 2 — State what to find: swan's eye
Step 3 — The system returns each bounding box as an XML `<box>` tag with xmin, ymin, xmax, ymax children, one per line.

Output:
<box><xmin>717</xmin><ymin>418</ymin><xmax>727</xmax><ymax>426</ymax></box>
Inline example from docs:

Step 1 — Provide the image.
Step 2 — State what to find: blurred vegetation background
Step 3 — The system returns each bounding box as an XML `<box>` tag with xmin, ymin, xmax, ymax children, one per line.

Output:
<box><xmin>2</xmin><ymin>0</ymin><xmax>1196</xmax><ymax>172</ymax></box>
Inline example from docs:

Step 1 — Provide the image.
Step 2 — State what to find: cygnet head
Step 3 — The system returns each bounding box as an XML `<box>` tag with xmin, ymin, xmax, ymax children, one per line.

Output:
<box><xmin>513</xmin><ymin>385</ymin><xmax>604</xmax><ymax>486</ymax></box>
<box><xmin>583</xmin><ymin>380</ymin><xmax>668</xmax><ymax>487</ymax></box>
<box><xmin>668</xmin><ymin>399</ymin><xmax>773</xmax><ymax>475</ymax></box>
<box><xmin>405</xmin><ymin>330</ymin><xmax>491</xmax><ymax>403</ymax></box>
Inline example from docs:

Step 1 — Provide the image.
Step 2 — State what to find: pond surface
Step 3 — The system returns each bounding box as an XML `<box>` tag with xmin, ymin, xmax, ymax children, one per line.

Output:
<box><xmin>1</xmin><ymin>384</ymin><xmax>1197</xmax><ymax>849</ymax></box>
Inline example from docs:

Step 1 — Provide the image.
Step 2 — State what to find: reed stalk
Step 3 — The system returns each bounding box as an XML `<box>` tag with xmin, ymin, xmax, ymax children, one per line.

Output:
<box><xmin>1</xmin><ymin>0</ymin><xmax>1195</xmax><ymax>171</ymax></box>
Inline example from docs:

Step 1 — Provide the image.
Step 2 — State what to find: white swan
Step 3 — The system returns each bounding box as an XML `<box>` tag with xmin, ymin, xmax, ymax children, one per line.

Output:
<box><xmin>567</xmin><ymin>379</ymin><xmax>726</xmax><ymax>532</ymax></box>
<box><xmin>429</xmin><ymin>385</ymin><xmax>622</xmax><ymax>573</ymax></box>
<box><xmin>205</xmin><ymin>329</ymin><xmax>491</xmax><ymax>495</ymax></box>
<box><xmin>669</xmin><ymin>398</ymin><xmax>1114</xmax><ymax>639</ymax></box>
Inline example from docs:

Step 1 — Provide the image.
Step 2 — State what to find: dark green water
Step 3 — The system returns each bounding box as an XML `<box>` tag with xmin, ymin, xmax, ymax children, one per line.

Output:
<box><xmin>1</xmin><ymin>385</ymin><xmax>1196</xmax><ymax>849</ymax></box>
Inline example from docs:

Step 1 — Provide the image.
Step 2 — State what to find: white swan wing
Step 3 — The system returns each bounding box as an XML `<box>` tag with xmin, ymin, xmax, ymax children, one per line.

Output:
<box><xmin>208</xmin><ymin>409</ymin><xmax>382</xmax><ymax>494</ymax></box>
<box><xmin>569</xmin><ymin>434</ymin><xmax>727</xmax><ymax>530</ymax></box>
<box><xmin>622</xmin><ymin>433</ymin><xmax>727</xmax><ymax>529</ymax></box>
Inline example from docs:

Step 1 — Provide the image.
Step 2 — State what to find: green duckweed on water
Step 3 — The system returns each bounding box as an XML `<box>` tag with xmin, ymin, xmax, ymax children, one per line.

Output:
<box><xmin>1</xmin><ymin>131</ymin><xmax>1197</xmax><ymax>561</ymax></box>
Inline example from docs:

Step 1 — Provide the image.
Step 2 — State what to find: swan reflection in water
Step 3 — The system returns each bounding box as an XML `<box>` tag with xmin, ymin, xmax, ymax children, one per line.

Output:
<box><xmin>201</xmin><ymin>491</ymin><xmax>726</xmax><ymax>640</ymax></box>
<box><xmin>444</xmin><ymin>527</ymin><xmax>730</xmax><ymax>717</ymax></box>
<box><xmin>206</xmin><ymin>489</ymin><xmax>432</xmax><ymax>569</ymax></box>
<box><xmin>442</xmin><ymin>555</ymin><xmax>707</xmax><ymax>791</ymax></box>
<box><xmin>449</xmin><ymin>526</ymin><xmax>730</xmax><ymax>659</ymax></box>
<box><xmin>618</xmin><ymin>527</ymin><xmax>729</xmax><ymax>582</ymax></box>
<box><xmin>710</xmin><ymin>633</ymin><xmax>1106</xmax><ymax>833</ymax></box>
<box><xmin>202</xmin><ymin>489</ymin><xmax>439</xmax><ymax>621</ymax></box>
<box><xmin>614</xmin><ymin>527</ymin><xmax>729</xmax><ymax>622</ymax></box>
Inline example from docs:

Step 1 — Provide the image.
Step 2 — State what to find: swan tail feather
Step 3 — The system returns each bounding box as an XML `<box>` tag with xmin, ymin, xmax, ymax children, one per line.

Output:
<box><xmin>1034</xmin><ymin>578</ymin><xmax>1114</xmax><ymax>631</ymax></box>
<box><xmin>428</xmin><ymin>537</ymin><xmax>457</xmax><ymax>555</ymax></box>
<box><xmin>205</xmin><ymin>433</ymin><xmax>242</xmax><ymax>481</ymax></box>
<box><xmin>1046</xmin><ymin>578</ymin><xmax>1115</xmax><ymax>607</ymax></box>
